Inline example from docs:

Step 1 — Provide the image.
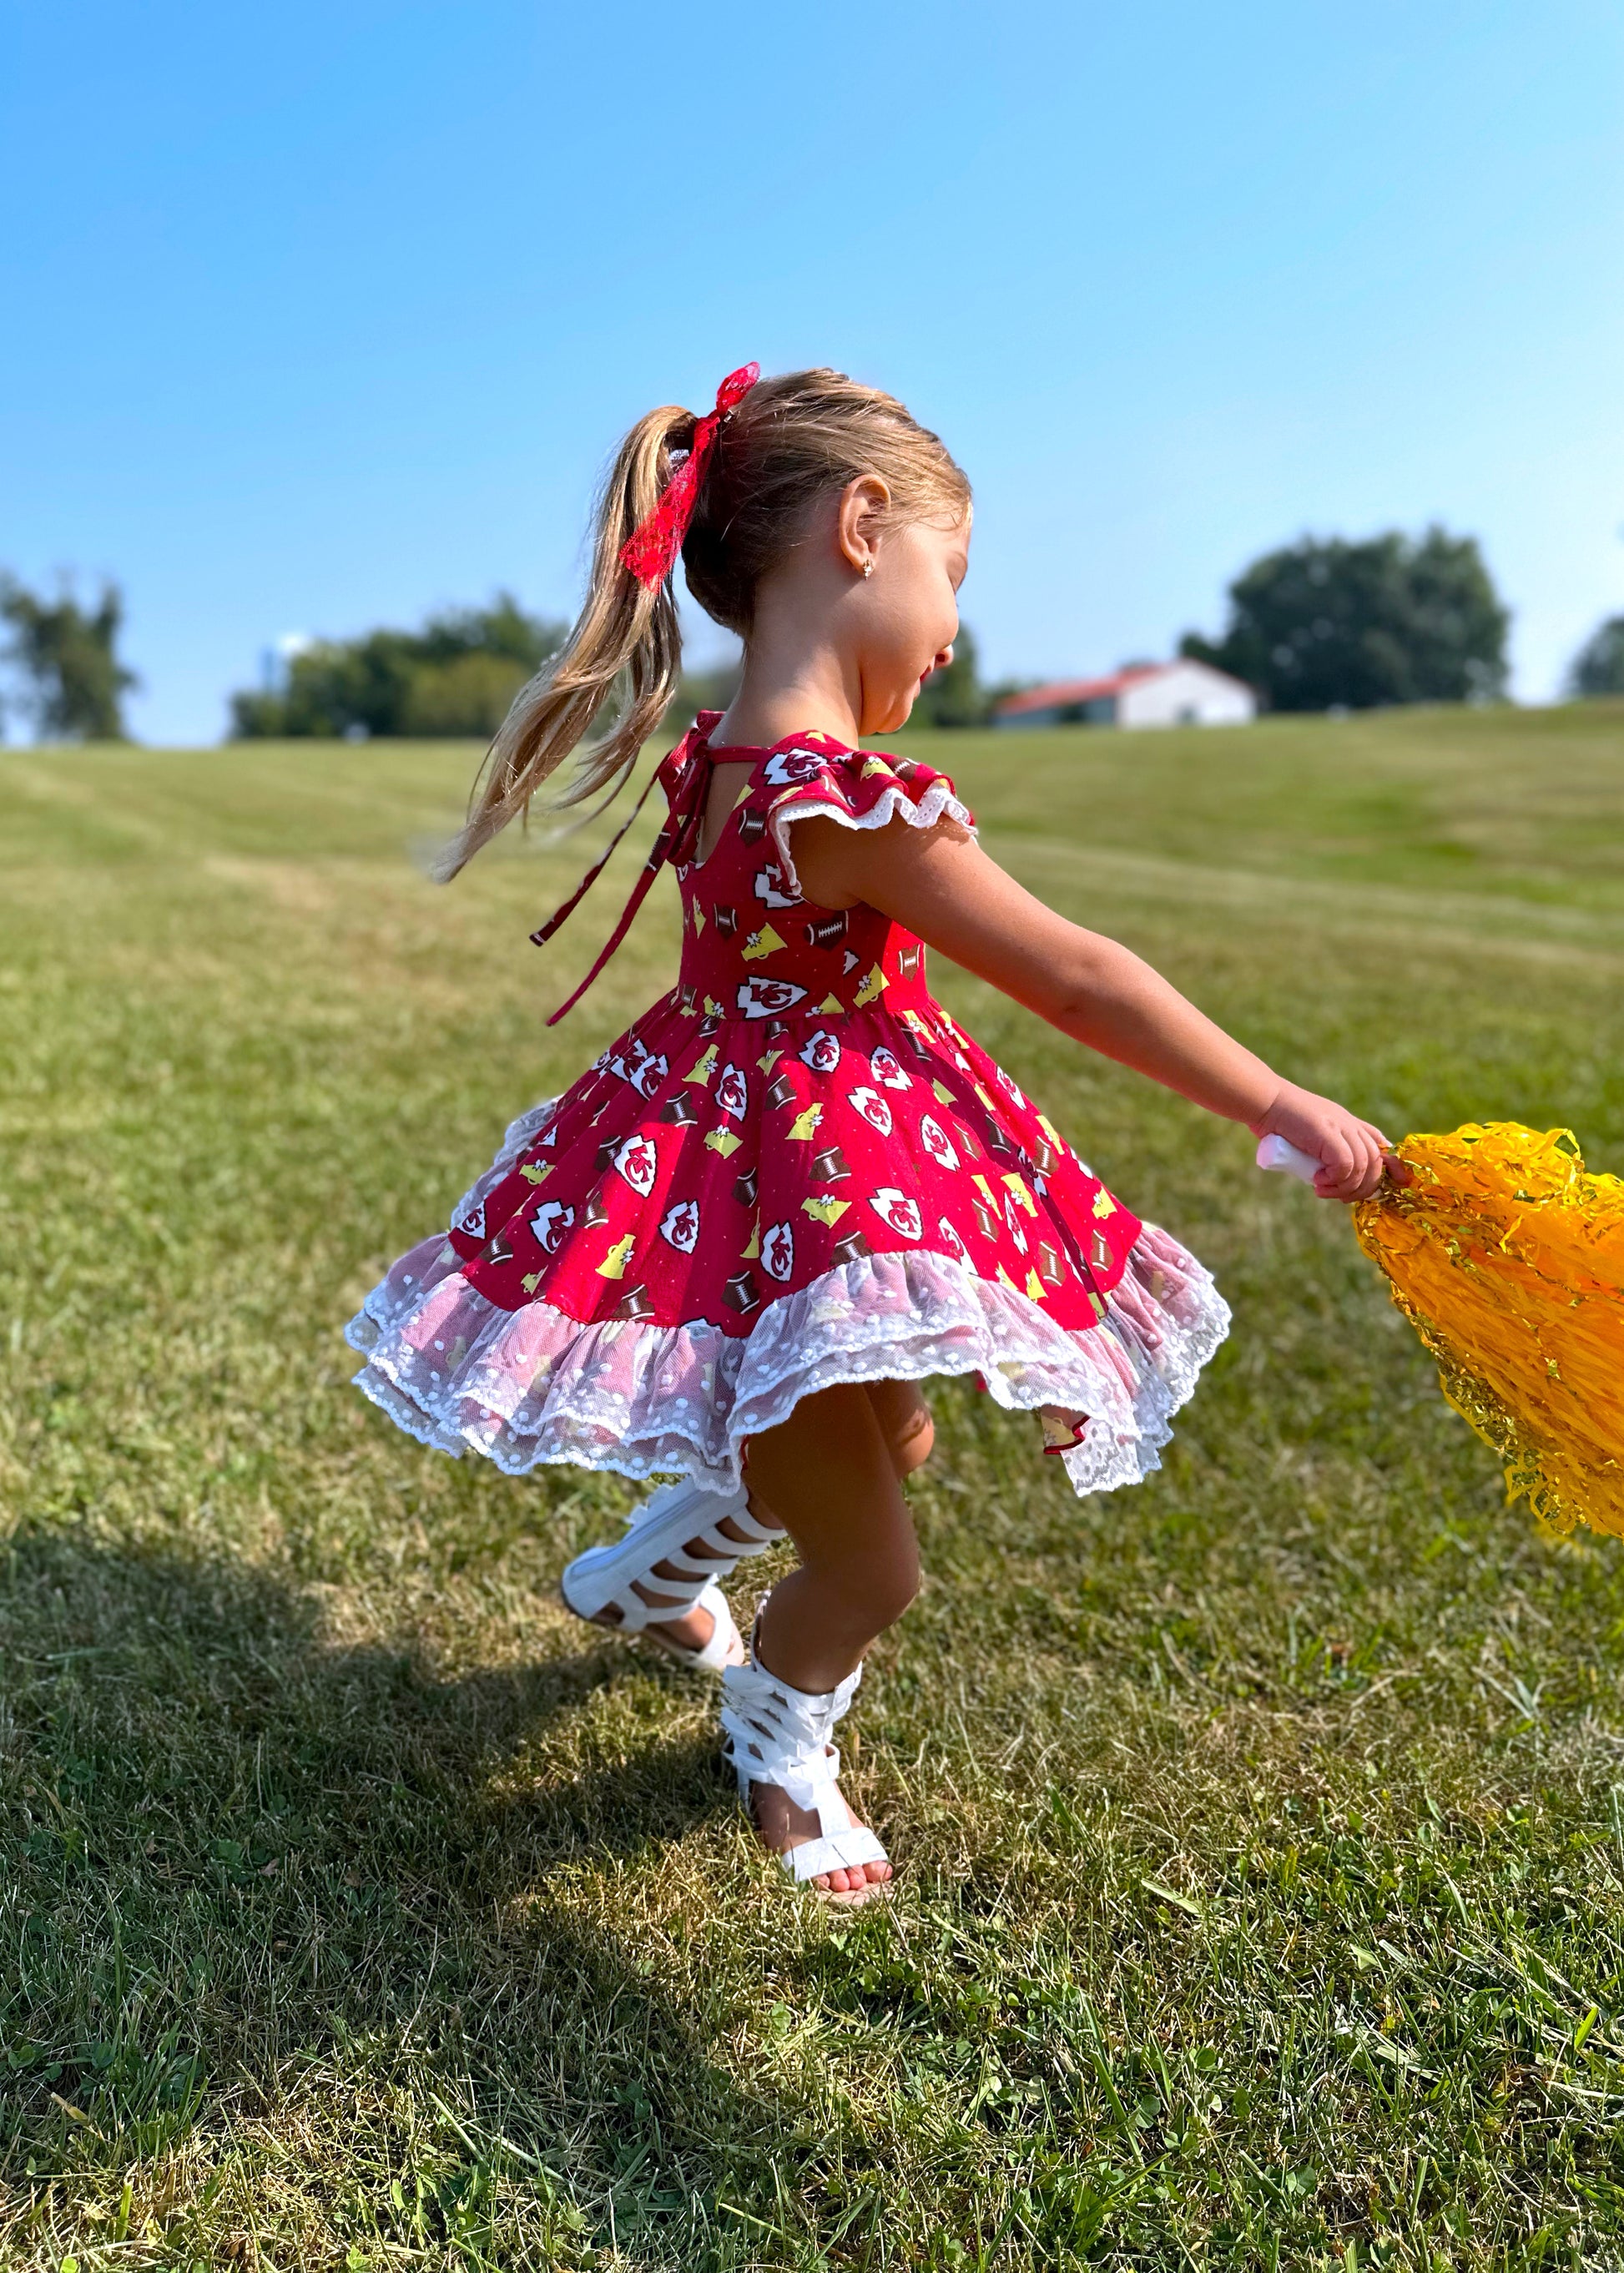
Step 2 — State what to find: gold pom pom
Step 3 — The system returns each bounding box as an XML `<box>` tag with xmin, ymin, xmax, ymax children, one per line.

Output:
<box><xmin>1354</xmin><ymin>1123</ymin><xmax>1624</xmax><ymax>1538</ymax></box>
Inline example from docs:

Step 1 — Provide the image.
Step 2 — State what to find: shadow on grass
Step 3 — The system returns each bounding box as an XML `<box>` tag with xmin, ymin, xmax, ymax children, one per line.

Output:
<box><xmin>0</xmin><ymin>1526</ymin><xmax>839</xmax><ymax>2260</ymax></box>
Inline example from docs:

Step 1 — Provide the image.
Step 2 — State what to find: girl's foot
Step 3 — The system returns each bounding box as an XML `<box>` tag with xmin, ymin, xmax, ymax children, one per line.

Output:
<box><xmin>745</xmin><ymin>1772</ymin><xmax>893</xmax><ymax>1898</ymax></box>
<box><xmin>719</xmin><ymin>1630</ymin><xmax>892</xmax><ymax>1905</ymax></box>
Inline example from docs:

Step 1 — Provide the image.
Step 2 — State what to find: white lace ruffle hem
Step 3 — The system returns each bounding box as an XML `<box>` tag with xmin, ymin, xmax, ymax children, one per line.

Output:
<box><xmin>344</xmin><ymin>1211</ymin><xmax>1230</xmax><ymax>1499</ymax></box>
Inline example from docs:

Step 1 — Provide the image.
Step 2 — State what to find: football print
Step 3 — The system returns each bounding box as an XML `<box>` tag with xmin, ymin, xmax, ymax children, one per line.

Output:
<box><xmin>529</xmin><ymin>1200</ymin><xmax>575</xmax><ymax>1253</ymax></box>
<box><xmin>869</xmin><ymin>1188</ymin><xmax>922</xmax><ymax>1240</ymax></box>
<box><xmin>412</xmin><ymin>717</ymin><xmax>1205</xmax><ymax>1504</ymax></box>
<box><xmin>754</xmin><ymin>861</ymin><xmax>801</xmax><ymax>909</ymax></box>
<box><xmin>760</xmin><ymin>747</ymin><xmax>827</xmax><ymax>787</ymax></box>
<box><xmin>936</xmin><ymin>1215</ymin><xmax>970</xmax><ymax>1265</ymax></box>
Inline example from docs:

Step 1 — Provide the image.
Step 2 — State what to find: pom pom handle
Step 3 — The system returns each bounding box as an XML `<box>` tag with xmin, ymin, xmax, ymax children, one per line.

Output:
<box><xmin>1256</xmin><ymin>1133</ymin><xmax>1324</xmax><ymax>1184</ymax></box>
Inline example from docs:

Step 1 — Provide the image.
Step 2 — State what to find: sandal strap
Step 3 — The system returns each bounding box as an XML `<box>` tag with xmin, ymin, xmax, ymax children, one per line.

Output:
<box><xmin>680</xmin><ymin>1583</ymin><xmax>744</xmax><ymax>1672</ymax></box>
<box><xmin>624</xmin><ymin>1484</ymin><xmax>780</xmax><ymax>1559</ymax></box>
<box><xmin>719</xmin><ymin>1649</ymin><xmax>864</xmax><ymax>1833</ymax></box>
<box><xmin>780</xmin><ymin>1824</ymin><xmax>889</xmax><ymax>1884</ymax></box>
<box><xmin>620</xmin><ymin>1580</ymin><xmax>741</xmax><ymax>1671</ymax></box>
<box><xmin>611</xmin><ymin>1480</ymin><xmax>781</xmax><ymax>1610</ymax></box>
<box><xmin>562</xmin><ymin>1479</ymin><xmax>784</xmax><ymax>1629</ymax></box>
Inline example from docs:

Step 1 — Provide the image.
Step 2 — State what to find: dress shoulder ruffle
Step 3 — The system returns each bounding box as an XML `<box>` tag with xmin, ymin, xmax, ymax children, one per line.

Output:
<box><xmin>763</xmin><ymin>746</ymin><xmax>976</xmax><ymax>899</ymax></box>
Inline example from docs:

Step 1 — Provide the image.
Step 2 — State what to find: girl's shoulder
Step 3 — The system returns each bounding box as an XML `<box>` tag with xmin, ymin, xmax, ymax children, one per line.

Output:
<box><xmin>748</xmin><ymin>730</ymin><xmax>977</xmax><ymax>895</ymax></box>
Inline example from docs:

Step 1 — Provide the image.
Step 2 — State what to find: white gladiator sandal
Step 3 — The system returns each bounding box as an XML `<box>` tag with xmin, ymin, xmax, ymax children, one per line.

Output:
<box><xmin>559</xmin><ymin>1478</ymin><xmax>783</xmax><ymax>1675</ymax></box>
<box><xmin>719</xmin><ymin>1617</ymin><xmax>892</xmax><ymax>1903</ymax></box>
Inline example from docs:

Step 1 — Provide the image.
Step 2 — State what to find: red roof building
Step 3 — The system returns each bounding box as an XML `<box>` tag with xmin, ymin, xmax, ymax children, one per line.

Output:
<box><xmin>993</xmin><ymin>659</ymin><xmax>1256</xmax><ymax>730</ymax></box>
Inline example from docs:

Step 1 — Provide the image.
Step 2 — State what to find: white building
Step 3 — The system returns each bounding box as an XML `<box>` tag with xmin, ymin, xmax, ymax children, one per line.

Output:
<box><xmin>993</xmin><ymin>659</ymin><xmax>1257</xmax><ymax>730</ymax></box>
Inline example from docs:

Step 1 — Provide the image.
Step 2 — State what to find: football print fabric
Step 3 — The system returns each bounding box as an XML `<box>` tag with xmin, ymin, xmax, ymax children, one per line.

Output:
<box><xmin>347</xmin><ymin>720</ymin><xmax>1229</xmax><ymax>1494</ymax></box>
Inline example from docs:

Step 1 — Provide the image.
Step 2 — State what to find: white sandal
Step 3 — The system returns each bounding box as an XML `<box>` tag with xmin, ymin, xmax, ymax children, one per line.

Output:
<box><xmin>559</xmin><ymin>1478</ymin><xmax>782</xmax><ymax>1675</ymax></box>
<box><xmin>719</xmin><ymin>1614</ymin><xmax>892</xmax><ymax>1903</ymax></box>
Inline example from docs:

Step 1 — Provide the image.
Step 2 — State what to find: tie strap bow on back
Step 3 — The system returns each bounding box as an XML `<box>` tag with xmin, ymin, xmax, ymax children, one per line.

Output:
<box><xmin>528</xmin><ymin>717</ymin><xmax>724</xmax><ymax>1025</ymax></box>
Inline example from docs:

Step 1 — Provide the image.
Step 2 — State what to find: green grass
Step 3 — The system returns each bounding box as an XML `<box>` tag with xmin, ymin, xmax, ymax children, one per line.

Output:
<box><xmin>3</xmin><ymin>703</ymin><xmax>1624</xmax><ymax>2270</ymax></box>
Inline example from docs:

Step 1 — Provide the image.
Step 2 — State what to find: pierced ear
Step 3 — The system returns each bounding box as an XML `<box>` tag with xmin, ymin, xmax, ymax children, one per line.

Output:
<box><xmin>837</xmin><ymin>474</ymin><xmax>891</xmax><ymax>577</ymax></box>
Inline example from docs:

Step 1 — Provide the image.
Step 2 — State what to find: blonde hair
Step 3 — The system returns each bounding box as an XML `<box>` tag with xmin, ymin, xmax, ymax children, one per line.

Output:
<box><xmin>439</xmin><ymin>368</ymin><xmax>971</xmax><ymax>877</ymax></box>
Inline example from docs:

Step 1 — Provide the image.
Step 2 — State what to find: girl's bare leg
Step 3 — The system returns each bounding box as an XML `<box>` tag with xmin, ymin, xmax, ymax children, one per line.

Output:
<box><xmin>583</xmin><ymin>1380</ymin><xmax>931</xmax><ymax>1888</ymax></box>
<box><xmin>606</xmin><ymin>1380</ymin><xmax>932</xmax><ymax>1667</ymax></box>
<box><xmin>734</xmin><ymin>1379</ymin><xmax>934</xmax><ymax>1894</ymax></box>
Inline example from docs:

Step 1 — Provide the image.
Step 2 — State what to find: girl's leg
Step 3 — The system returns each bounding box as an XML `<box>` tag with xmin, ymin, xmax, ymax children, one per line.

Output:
<box><xmin>602</xmin><ymin>1378</ymin><xmax>932</xmax><ymax>1660</ymax></box>
<box><xmin>860</xmin><ymin>1377</ymin><xmax>935</xmax><ymax>1483</ymax></box>
<box><xmin>737</xmin><ymin>1379</ymin><xmax>931</xmax><ymax>1894</ymax></box>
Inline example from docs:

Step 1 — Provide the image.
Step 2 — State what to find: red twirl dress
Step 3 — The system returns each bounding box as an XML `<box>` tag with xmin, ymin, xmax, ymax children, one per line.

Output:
<box><xmin>346</xmin><ymin>718</ymin><xmax>1230</xmax><ymax>1495</ymax></box>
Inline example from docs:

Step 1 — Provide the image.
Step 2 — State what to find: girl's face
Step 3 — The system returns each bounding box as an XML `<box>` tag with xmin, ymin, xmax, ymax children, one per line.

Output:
<box><xmin>856</xmin><ymin>511</ymin><xmax>971</xmax><ymax>737</ymax></box>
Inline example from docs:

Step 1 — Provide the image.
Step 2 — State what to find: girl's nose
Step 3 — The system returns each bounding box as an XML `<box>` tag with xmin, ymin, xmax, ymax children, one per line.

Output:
<box><xmin>936</xmin><ymin>644</ymin><xmax>954</xmax><ymax>672</ymax></box>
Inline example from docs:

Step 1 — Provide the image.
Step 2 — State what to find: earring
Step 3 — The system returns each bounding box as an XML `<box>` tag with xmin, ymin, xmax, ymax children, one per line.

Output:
<box><xmin>861</xmin><ymin>559</ymin><xmax>874</xmax><ymax>578</ymax></box>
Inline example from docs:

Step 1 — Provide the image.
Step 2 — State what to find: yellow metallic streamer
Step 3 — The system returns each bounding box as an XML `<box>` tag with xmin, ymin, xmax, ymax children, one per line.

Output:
<box><xmin>1352</xmin><ymin>1123</ymin><xmax>1624</xmax><ymax>1538</ymax></box>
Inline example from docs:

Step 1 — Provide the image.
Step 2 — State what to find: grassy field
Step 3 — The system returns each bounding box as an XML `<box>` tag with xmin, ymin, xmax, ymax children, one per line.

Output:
<box><xmin>3</xmin><ymin>703</ymin><xmax>1624</xmax><ymax>2270</ymax></box>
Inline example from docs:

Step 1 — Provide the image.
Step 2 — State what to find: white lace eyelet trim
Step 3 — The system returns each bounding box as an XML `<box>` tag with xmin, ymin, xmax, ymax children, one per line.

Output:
<box><xmin>345</xmin><ymin>1225</ymin><xmax>1229</xmax><ymax>1501</ymax></box>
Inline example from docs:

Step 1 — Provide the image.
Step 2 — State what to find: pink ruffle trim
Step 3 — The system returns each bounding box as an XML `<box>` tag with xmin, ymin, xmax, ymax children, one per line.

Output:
<box><xmin>345</xmin><ymin>1222</ymin><xmax>1229</xmax><ymax>1499</ymax></box>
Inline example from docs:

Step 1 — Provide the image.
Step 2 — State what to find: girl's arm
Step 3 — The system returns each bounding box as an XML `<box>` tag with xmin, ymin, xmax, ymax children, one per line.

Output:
<box><xmin>789</xmin><ymin>812</ymin><xmax>1394</xmax><ymax>1203</ymax></box>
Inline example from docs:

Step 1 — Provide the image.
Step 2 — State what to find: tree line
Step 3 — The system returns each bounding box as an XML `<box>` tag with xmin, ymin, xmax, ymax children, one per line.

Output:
<box><xmin>229</xmin><ymin>596</ymin><xmax>566</xmax><ymax>740</ymax></box>
<box><xmin>1181</xmin><ymin>527</ymin><xmax>1511</xmax><ymax>710</ymax></box>
<box><xmin>4</xmin><ymin>542</ymin><xmax>1624</xmax><ymax>743</ymax></box>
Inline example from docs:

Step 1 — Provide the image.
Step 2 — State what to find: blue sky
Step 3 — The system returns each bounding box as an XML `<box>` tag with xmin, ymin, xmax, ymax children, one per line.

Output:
<box><xmin>3</xmin><ymin>0</ymin><xmax>1621</xmax><ymax>743</ymax></box>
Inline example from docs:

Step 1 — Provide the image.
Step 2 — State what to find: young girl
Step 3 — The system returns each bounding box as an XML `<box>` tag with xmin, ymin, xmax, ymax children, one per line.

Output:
<box><xmin>348</xmin><ymin>365</ymin><xmax>1393</xmax><ymax>1905</ymax></box>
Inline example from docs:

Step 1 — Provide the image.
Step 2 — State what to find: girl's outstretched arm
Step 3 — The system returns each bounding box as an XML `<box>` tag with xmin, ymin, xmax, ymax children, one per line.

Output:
<box><xmin>791</xmin><ymin>812</ymin><xmax>1393</xmax><ymax>1203</ymax></box>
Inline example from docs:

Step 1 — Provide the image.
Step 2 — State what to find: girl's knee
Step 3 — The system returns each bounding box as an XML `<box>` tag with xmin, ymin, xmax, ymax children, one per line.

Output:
<box><xmin>890</xmin><ymin>1407</ymin><xmax>934</xmax><ymax>1478</ymax></box>
<box><xmin>864</xmin><ymin>1381</ymin><xmax>934</xmax><ymax>1479</ymax></box>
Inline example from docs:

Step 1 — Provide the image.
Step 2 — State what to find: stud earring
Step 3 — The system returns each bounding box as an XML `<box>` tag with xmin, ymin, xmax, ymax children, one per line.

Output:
<box><xmin>861</xmin><ymin>559</ymin><xmax>874</xmax><ymax>578</ymax></box>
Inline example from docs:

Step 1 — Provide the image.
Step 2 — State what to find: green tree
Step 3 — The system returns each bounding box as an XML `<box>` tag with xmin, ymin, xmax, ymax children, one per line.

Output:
<box><xmin>911</xmin><ymin>622</ymin><xmax>989</xmax><ymax>727</ymax></box>
<box><xmin>1566</xmin><ymin>615</ymin><xmax>1624</xmax><ymax>698</ymax></box>
<box><xmin>230</xmin><ymin>594</ymin><xmax>566</xmax><ymax>738</ymax></box>
<box><xmin>1</xmin><ymin>574</ymin><xmax>139</xmax><ymax>740</ymax></box>
<box><xmin>1181</xmin><ymin>528</ymin><xmax>1509</xmax><ymax>713</ymax></box>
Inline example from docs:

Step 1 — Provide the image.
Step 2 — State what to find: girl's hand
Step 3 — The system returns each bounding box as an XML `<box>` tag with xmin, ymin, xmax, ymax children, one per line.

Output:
<box><xmin>1248</xmin><ymin>1081</ymin><xmax>1399</xmax><ymax>1202</ymax></box>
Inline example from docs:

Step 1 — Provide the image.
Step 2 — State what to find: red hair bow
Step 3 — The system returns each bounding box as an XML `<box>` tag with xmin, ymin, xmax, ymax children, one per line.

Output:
<box><xmin>619</xmin><ymin>362</ymin><xmax>759</xmax><ymax>590</ymax></box>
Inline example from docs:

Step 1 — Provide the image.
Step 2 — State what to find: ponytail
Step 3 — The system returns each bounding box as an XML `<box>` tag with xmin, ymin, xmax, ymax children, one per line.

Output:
<box><xmin>436</xmin><ymin>402</ymin><xmax>693</xmax><ymax>879</ymax></box>
<box><xmin>441</xmin><ymin>366</ymin><xmax>970</xmax><ymax>880</ymax></box>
